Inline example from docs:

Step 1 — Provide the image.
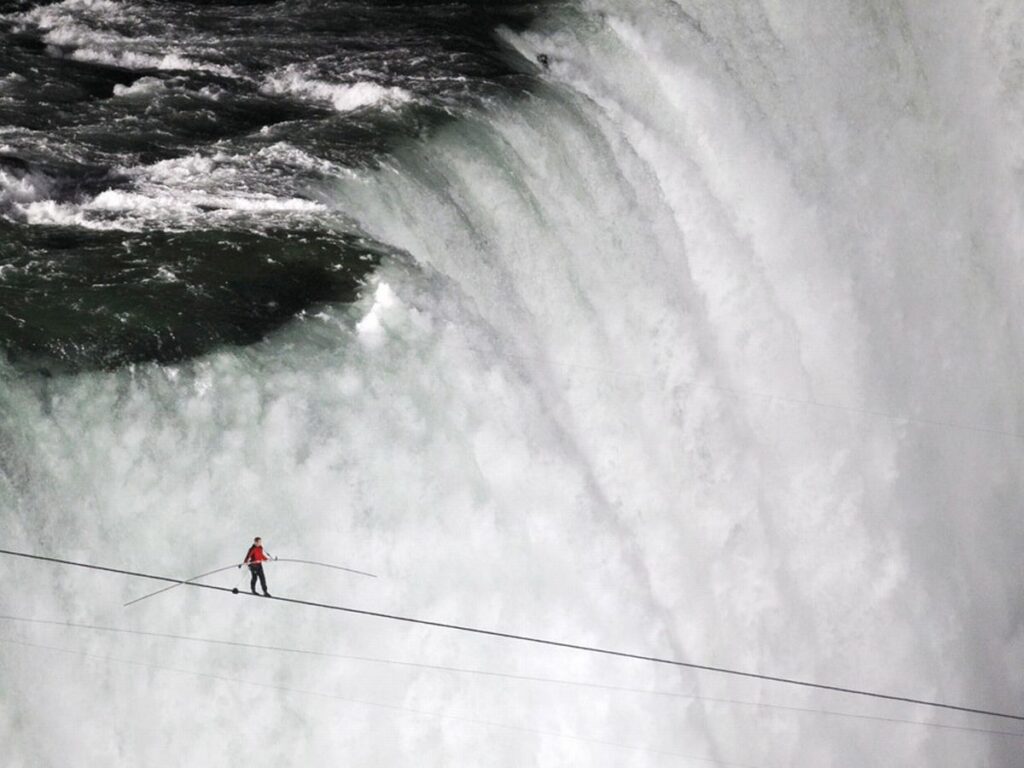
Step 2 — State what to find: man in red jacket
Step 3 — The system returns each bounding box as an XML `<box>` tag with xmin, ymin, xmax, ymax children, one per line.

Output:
<box><xmin>240</xmin><ymin>536</ymin><xmax>274</xmax><ymax>596</ymax></box>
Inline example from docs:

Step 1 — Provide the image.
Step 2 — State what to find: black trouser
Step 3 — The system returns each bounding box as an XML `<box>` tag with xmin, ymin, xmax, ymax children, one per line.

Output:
<box><xmin>249</xmin><ymin>563</ymin><xmax>268</xmax><ymax>594</ymax></box>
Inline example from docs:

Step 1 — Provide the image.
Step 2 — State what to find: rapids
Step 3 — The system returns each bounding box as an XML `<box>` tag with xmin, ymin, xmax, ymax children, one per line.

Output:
<box><xmin>1</xmin><ymin>1</ymin><xmax>1022</xmax><ymax>765</ymax></box>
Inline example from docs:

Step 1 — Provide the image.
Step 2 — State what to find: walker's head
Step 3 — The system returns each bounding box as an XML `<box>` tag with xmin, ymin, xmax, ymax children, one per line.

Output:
<box><xmin>254</xmin><ymin>537</ymin><xmax>261</xmax><ymax>544</ymax></box>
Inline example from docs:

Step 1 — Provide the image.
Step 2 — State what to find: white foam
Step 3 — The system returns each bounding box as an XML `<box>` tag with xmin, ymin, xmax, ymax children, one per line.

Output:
<box><xmin>112</xmin><ymin>76</ymin><xmax>166</xmax><ymax>98</ymax></box>
<box><xmin>125</xmin><ymin>151</ymin><xmax>335</xmax><ymax>210</ymax></box>
<box><xmin>22</xmin><ymin>0</ymin><xmax>124</xmax><ymax>20</ymax></box>
<box><xmin>253</xmin><ymin>142</ymin><xmax>346</xmax><ymax>176</ymax></box>
<box><xmin>38</xmin><ymin>19</ymin><xmax>121</xmax><ymax>48</ymax></box>
<box><xmin>263</xmin><ymin>69</ymin><xmax>413</xmax><ymax>112</ymax></box>
<box><xmin>15</xmin><ymin>0</ymin><xmax>127</xmax><ymax>32</ymax></box>
<box><xmin>15</xmin><ymin>186</ymin><xmax>323</xmax><ymax>230</ymax></box>
<box><xmin>355</xmin><ymin>281</ymin><xmax>399</xmax><ymax>348</ymax></box>
<box><xmin>12</xmin><ymin>1</ymin><xmax>236</xmax><ymax>77</ymax></box>
<box><xmin>10</xmin><ymin>148</ymin><xmax>329</xmax><ymax>229</ymax></box>
<box><xmin>0</xmin><ymin>73</ymin><xmax>26</xmax><ymax>89</ymax></box>
<box><xmin>69</xmin><ymin>47</ymin><xmax>235</xmax><ymax>76</ymax></box>
<box><xmin>153</xmin><ymin>266</ymin><xmax>179</xmax><ymax>283</ymax></box>
<box><xmin>136</xmin><ymin>154</ymin><xmax>218</xmax><ymax>184</ymax></box>
<box><xmin>0</xmin><ymin>169</ymin><xmax>53</xmax><ymax>206</ymax></box>
<box><xmin>14</xmin><ymin>199</ymin><xmax>95</xmax><ymax>228</ymax></box>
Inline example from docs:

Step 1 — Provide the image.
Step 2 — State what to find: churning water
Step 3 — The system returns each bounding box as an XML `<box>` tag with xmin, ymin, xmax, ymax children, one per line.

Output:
<box><xmin>1</xmin><ymin>1</ymin><xmax>1022</xmax><ymax>765</ymax></box>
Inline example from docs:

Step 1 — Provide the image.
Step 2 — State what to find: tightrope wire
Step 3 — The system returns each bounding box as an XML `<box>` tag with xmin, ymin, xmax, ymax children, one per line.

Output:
<box><xmin>2</xmin><ymin>547</ymin><xmax>1022</xmax><ymax>724</ymax></box>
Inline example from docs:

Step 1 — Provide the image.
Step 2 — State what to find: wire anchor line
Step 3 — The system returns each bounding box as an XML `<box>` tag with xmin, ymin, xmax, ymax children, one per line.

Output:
<box><xmin>123</xmin><ymin>557</ymin><xmax>376</xmax><ymax>607</ymax></box>
<box><xmin>0</xmin><ymin>636</ymin><xmax>756</xmax><ymax>768</ymax></box>
<box><xmin>2</xmin><ymin>546</ymin><xmax>1022</xmax><ymax>724</ymax></box>
<box><xmin>2</xmin><ymin>613</ymin><xmax>1021</xmax><ymax>739</ymax></box>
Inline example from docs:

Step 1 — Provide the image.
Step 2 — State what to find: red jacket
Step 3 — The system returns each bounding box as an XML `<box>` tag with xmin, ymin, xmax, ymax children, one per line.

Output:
<box><xmin>244</xmin><ymin>544</ymin><xmax>269</xmax><ymax>564</ymax></box>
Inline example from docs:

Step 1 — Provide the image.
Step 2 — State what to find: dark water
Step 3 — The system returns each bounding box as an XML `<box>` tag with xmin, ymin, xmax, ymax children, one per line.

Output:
<box><xmin>0</xmin><ymin>0</ymin><xmax>544</xmax><ymax>371</ymax></box>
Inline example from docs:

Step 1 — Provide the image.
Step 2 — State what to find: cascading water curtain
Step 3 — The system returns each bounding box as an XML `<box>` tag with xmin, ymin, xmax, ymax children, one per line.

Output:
<box><xmin>1</xmin><ymin>1</ymin><xmax>1022</xmax><ymax>765</ymax></box>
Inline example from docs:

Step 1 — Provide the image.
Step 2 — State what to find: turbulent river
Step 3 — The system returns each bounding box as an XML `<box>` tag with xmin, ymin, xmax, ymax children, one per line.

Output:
<box><xmin>1</xmin><ymin>1</ymin><xmax>1022</xmax><ymax>765</ymax></box>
